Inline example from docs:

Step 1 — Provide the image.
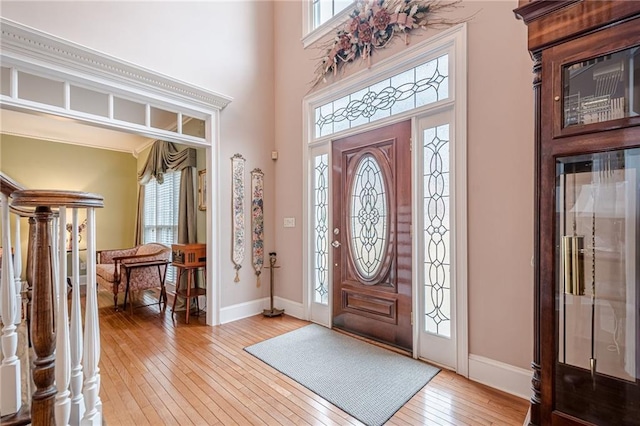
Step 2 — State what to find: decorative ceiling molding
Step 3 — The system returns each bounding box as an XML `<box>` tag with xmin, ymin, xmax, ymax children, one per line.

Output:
<box><xmin>0</xmin><ymin>17</ymin><xmax>232</xmax><ymax>111</ymax></box>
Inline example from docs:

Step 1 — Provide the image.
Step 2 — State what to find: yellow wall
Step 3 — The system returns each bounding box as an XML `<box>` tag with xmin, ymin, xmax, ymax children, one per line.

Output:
<box><xmin>1</xmin><ymin>134</ymin><xmax>138</xmax><ymax>260</ymax></box>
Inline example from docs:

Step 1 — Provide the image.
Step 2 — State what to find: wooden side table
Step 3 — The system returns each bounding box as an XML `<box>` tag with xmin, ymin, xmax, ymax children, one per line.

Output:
<box><xmin>121</xmin><ymin>259</ymin><xmax>169</xmax><ymax>314</ymax></box>
<box><xmin>171</xmin><ymin>264</ymin><xmax>206</xmax><ymax>324</ymax></box>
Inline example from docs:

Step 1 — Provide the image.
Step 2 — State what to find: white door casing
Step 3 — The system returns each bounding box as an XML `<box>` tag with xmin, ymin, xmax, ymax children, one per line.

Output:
<box><xmin>303</xmin><ymin>24</ymin><xmax>467</xmax><ymax>375</ymax></box>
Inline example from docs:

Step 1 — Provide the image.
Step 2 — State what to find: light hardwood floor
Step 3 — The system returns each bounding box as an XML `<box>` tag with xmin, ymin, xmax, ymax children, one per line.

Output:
<box><xmin>98</xmin><ymin>289</ymin><xmax>529</xmax><ymax>425</ymax></box>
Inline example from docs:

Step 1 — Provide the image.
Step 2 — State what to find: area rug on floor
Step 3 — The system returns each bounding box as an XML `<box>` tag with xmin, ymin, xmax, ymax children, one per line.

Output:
<box><xmin>244</xmin><ymin>323</ymin><xmax>440</xmax><ymax>426</ymax></box>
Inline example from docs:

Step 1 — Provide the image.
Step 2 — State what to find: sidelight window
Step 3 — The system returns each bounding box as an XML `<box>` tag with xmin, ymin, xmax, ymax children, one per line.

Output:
<box><xmin>313</xmin><ymin>154</ymin><xmax>330</xmax><ymax>304</ymax></box>
<box><xmin>423</xmin><ymin>124</ymin><xmax>451</xmax><ymax>337</ymax></box>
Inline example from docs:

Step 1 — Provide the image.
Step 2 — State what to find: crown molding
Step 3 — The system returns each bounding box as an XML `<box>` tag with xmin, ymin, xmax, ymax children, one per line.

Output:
<box><xmin>0</xmin><ymin>18</ymin><xmax>232</xmax><ymax>111</ymax></box>
<box><xmin>513</xmin><ymin>0</ymin><xmax>581</xmax><ymax>25</ymax></box>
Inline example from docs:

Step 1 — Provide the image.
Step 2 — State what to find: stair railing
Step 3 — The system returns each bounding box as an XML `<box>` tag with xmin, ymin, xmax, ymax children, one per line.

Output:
<box><xmin>1</xmin><ymin>188</ymin><xmax>104</xmax><ymax>426</ymax></box>
<box><xmin>0</xmin><ymin>174</ymin><xmax>27</xmax><ymax>419</ymax></box>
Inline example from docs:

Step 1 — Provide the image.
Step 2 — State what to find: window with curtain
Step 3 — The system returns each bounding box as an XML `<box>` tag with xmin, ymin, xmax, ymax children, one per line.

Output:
<box><xmin>143</xmin><ymin>171</ymin><xmax>180</xmax><ymax>283</ymax></box>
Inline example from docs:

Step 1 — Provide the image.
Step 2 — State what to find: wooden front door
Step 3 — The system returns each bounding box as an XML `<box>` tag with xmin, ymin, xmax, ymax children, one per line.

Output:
<box><xmin>332</xmin><ymin>120</ymin><xmax>412</xmax><ymax>351</ymax></box>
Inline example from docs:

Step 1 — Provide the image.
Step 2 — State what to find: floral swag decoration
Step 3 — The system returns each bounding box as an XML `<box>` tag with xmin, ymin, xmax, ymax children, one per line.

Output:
<box><xmin>314</xmin><ymin>0</ymin><xmax>463</xmax><ymax>87</ymax></box>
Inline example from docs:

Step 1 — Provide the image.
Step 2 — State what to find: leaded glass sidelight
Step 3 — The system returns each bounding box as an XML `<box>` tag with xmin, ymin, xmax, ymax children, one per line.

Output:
<box><xmin>349</xmin><ymin>154</ymin><xmax>389</xmax><ymax>280</ymax></box>
<box><xmin>423</xmin><ymin>124</ymin><xmax>451</xmax><ymax>337</ymax></box>
<box><xmin>313</xmin><ymin>154</ymin><xmax>329</xmax><ymax>304</ymax></box>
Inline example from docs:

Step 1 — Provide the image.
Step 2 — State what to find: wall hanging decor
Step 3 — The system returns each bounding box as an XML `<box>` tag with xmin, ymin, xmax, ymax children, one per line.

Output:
<box><xmin>231</xmin><ymin>154</ymin><xmax>246</xmax><ymax>282</ymax></box>
<box><xmin>251</xmin><ymin>168</ymin><xmax>265</xmax><ymax>287</ymax></box>
<box><xmin>198</xmin><ymin>169</ymin><xmax>207</xmax><ymax>211</ymax></box>
<box><xmin>312</xmin><ymin>0</ymin><xmax>464</xmax><ymax>88</ymax></box>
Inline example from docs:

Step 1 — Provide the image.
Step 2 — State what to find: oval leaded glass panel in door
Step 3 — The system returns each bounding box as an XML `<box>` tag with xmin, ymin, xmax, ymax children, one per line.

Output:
<box><xmin>349</xmin><ymin>154</ymin><xmax>389</xmax><ymax>281</ymax></box>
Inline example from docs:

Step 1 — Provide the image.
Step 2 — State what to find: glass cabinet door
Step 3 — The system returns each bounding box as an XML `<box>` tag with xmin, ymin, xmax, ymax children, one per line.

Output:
<box><xmin>563</xmin><ymin>46</ymin><xmax>640</xmax><ymax>128</ymax></box>
<box><xmin>549</xmin><ymin>17</ymin><xmax>640</xmax><ymax>139</ymax></box>
<box><xmin>555</xmin><ymin>148</ymin><xmax>640</xmax><ymax>425</ymax></box>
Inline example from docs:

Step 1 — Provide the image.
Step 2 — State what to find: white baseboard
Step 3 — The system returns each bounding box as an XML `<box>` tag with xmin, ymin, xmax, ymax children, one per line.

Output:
<box><xmin>219</xmin><ymin>296</ymin><xmax>305</xmax><ymax>324</ymax></box>
<box><xmin>468</xmin><ymin>354</ymin><xmax>532</xmax><ymax>400</ymax></box>
<box><xmin>273</xmin><ymin>296</ymin><xmax>304</xmax><ymax>319</ymax></box>
<box><xmin>219</xmin><ymin>297</ymin><xmax>269</xmax><ymax>324</ymax></box>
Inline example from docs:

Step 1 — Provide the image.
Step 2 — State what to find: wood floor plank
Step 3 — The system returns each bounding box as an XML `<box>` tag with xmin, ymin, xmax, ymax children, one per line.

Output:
<box><xmin>94</xmin><ymin>288</ymin><xmax>528</xmax><ymax>425</ymax></box>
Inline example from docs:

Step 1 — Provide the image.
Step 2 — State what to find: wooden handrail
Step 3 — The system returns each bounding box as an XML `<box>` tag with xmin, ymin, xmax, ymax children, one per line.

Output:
<box><xmin>11</xmin><ymin>189</ymin><xmax>104</xmax><ymax>209</ymax></box>
<box><xmin>8</xmin><ymin>205</ymin><xmax>35</xmax><ymax>218</ymax></box>
<box><xmin>0</xmin><ymin>172</ymin><xmax>26</xmax><ymax>197</ymax></box>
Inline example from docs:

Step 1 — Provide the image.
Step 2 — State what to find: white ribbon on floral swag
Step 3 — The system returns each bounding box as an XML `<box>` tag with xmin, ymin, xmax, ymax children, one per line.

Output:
<box><xmin>251</xmin><ymin>168</ymin><xmax>265</xmax><ymax>287</ymax></box>
<box><xmin>231</xmin><ymin>154</ymin><xmax>246</xmax><ymax>282</ymax></box>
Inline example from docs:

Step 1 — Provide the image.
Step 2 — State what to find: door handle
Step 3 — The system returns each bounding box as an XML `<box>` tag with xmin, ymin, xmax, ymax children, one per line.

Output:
<box><xmin>331</xmin><ymin>240</ymin><xmax>341</xmax><ymax>248</ymax></box>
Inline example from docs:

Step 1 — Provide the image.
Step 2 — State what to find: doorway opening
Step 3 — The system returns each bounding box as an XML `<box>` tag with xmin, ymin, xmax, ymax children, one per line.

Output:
<box><xmin>0</xmin><ymin>18</ymin><xmax>231</xmax><ymax>325</ymax></box>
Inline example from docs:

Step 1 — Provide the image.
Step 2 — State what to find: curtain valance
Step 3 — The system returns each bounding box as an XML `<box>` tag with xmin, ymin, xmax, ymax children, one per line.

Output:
<box><xmin>138</xmin><ymin>140</ymin><xmax>197</xmax><ymax>184</ymax></box>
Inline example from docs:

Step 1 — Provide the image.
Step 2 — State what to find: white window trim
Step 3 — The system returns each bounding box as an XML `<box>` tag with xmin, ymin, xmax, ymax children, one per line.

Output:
<box><xmin>302</xmin><ymin>23</ymin><xmax>468</xmax><ymax>376</ymax></box>
<box><xmin>1</xmin><ymin>18</ymin><xmax>231</xmax><ymax>326</ymax></box>
<box><xmin>301</xmin><ymin>0</ymin><xmax>355</xmax><ymax>49</ymax></box>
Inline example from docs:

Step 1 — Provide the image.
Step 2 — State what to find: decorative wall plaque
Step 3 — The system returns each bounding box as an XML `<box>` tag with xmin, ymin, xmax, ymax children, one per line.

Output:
<box><xmin>231</xmin><ymin>154</ymin><xmax>246</xmax><ymax>282</ymax></box>
<box><xmin>251</xmin><ymin>168</ymin><xmax>265</xmax><ymax>287</ymax></box>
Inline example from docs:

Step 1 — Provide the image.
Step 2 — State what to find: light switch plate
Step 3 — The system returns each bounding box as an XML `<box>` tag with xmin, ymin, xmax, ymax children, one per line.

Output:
<box><xmin>283</xmin><ymin>217</ymin><xmax>295</xmax><ymax>228</ymax></box>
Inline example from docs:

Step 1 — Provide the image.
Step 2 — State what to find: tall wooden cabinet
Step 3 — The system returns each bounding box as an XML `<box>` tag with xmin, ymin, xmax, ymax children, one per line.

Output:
<box><xmin>514</xmin><ymin>2</ymin><xmax>640</xmax><ymax>425</ymax></box>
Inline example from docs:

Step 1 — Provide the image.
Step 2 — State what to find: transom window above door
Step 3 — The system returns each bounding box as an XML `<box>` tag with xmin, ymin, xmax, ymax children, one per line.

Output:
<box><xmin>314</xmin><ymin>54</ymin><xmax>449</xmax><ymax>138</ymax></box>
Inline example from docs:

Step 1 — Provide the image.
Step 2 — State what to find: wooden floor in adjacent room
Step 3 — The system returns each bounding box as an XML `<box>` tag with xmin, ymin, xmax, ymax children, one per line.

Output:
<box><xmin>98</xmin><ymin>289</ymin><xmax>528</xmax><ymax>425</ymax></box>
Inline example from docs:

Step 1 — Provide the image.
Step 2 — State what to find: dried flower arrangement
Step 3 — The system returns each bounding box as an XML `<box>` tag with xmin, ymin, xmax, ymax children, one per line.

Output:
<box><xmin>313</xmin><ymin>0</ymin><xmax>463</xmax><ymax>87</ymax></box>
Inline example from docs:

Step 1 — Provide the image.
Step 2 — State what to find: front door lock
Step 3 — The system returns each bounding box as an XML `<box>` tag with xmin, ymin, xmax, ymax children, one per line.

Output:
<box><xmin>331</xmin><ymin>240</ymin><xmax>341</xmax><ymax>248</ymax></box>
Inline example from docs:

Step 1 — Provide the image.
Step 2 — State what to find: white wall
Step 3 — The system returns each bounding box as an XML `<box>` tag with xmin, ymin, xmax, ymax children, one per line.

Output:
<box><xmin>272</xmin><ymin>0</ymin><xmax>535</xmax><ymax>372</ymax></box>
<box><xmin>1</xmin><ymin>0</ymin><xmax>536</xmax><ymax>377</ymax></box>
<box><xmin>1</xmin><ymin>0</ymin><xmax>276</xmax><ymax>309</ymax></box>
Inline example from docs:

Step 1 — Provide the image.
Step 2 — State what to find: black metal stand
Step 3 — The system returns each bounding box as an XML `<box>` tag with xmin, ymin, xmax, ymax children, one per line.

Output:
<box><xmin>263</xmin><ymin>252</ymin><xmax>284</xmax><ymax>317</ymax></box>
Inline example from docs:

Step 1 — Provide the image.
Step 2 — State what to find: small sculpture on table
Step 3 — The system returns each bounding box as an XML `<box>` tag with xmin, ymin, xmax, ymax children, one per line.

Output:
<box><xmin>263</xmin><ymin>252</ymin><xmax>284</xmax><ymax>317</ymax></box>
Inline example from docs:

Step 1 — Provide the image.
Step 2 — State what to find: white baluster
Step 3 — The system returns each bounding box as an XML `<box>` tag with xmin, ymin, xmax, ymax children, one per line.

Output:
<box><xmin>70</xmin><ymin>208</ymin><xmax>85</xmax><ymax>424</ymax></box>
<box><xmin>0</xmin><ymin>193</ymin><xmax>21</xmax><ymax>415</ymax></box>
<box><xmin>81</xmin><ymin>208</ymin><xmax>101</xmax><ymax>425</ymax></box>
<box><xmin>12</xmin><ymin>213</ymin><xmax>21</xmax><ymax>325</ymax></box>
<box><xmin>55</xmin><ymin>206</ymin><xmax>71</xmax><ymax>426</ymax></box>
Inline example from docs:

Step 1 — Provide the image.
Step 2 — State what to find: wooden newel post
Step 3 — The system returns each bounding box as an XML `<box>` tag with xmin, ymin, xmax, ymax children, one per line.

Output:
<box><xmin>30</xmin><ymin>206</ymin><xmax>57</xmax><ymax>425</ymax></box>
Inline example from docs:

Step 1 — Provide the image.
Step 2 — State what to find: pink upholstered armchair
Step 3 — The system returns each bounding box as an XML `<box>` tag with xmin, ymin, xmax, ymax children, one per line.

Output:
<box><xmin>96</xmin><ymin>243</ymin><xmax>171</xmax><ymax>311</ymax></box>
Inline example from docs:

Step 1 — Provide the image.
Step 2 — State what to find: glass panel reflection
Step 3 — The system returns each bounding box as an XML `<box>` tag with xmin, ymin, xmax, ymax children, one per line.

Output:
<box><xmin>555</xmin><ymin>149</ymin><xmax>640</xmax><ymax>425</ymax></box>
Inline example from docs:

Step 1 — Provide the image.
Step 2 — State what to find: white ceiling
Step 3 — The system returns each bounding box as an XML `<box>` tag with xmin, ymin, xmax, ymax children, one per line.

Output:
<box><xmin>0</xmin><ymin>108</ymin><xmax>153</xmax><ymax>156</ymax></box>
